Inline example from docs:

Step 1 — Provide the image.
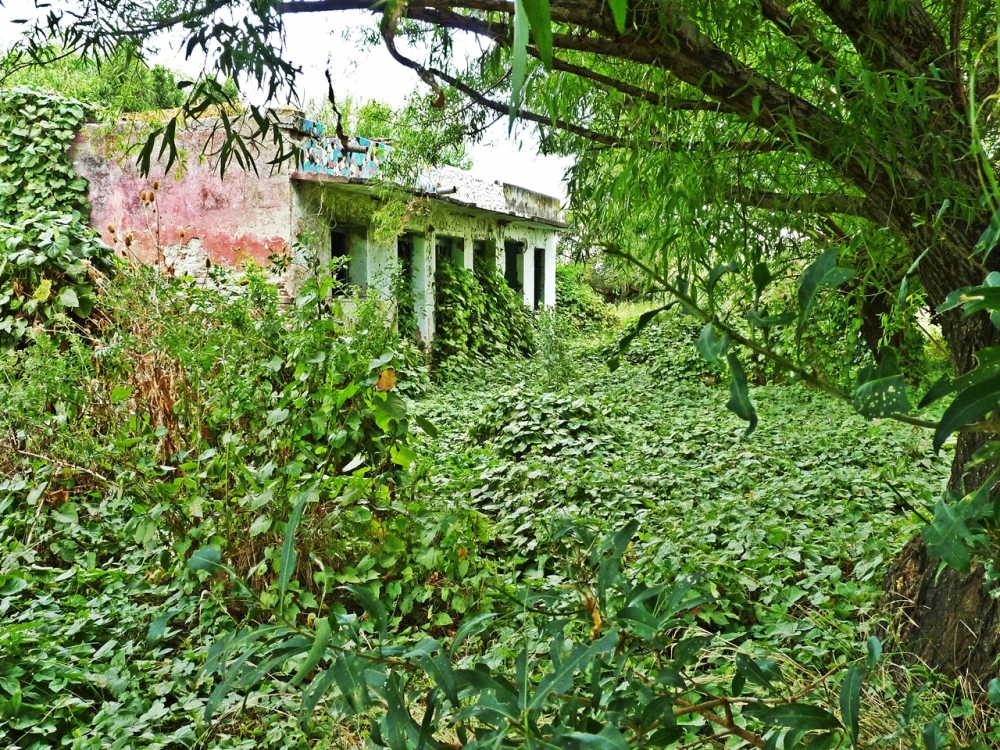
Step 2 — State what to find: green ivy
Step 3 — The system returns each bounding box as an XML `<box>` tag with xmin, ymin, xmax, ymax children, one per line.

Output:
<box><xmin>432</xmin><ymin>254</ymin><xmax>535</xmax><ymax>366</ymax></box>
<box><xmin>0</xmin><ymin>87</ymin><xmax>115</xmax><ymax>348</ymax></box>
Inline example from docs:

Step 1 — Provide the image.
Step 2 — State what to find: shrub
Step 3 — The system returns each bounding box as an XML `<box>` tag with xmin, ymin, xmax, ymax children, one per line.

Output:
<box><xmin>0</xmin><ymin>87</ymin><xmax>116</xmax><ymax>348</ymax></box>
<box><xmin>555</xmin><ymin>263</ymin><xmax>618</xmax><ymax>330</ymax></box>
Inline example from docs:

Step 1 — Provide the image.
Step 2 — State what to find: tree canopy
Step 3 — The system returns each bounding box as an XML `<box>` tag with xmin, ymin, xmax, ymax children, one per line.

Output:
<box><xmin>11</xmin><ymin>0</ymin><xmax>1000</xmax><ymax>679</ymax></box>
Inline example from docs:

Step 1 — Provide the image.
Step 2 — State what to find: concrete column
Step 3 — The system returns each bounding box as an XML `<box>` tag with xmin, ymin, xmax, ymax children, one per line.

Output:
<box><xmin>521</xmin><ymin>243</ymin><xmax>535</xmax><ymax>308</ymax></box>
<box><xmin>462</xmin><ymin>233</ymin><xmax>474</xmax><ymax>270</ymax></box>
<box><xmin>413</xmin><ymin>233</ymin><xmax>434</xmax><ymax>343</ymax></box>
<box><xmin>365</xmin><ymin>230</ymin><xmax>395</xmax><ymax>301</ymax></box>
<box><xmin>348</xmin><ymin>230</ymin><xmax>368</xmax><ymax>288</ymax></box>
<box><xmin>545</xmin><ymin>233</ymin><xmax>558</xmax><ymax>308</ymax></box>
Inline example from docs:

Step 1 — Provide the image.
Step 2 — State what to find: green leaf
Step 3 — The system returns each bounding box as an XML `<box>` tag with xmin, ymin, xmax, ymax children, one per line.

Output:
<box><xmin>696</xmin><ymin>322</ymin><xmax>728</xmax><ymax>366</ymax></box>
<box><xmin>853</xmin><ymin>348</ymin><xmax>910</xmax><ymax>418</ymax></box>
<box><xmin>922</xmin><ymin>499</ymin><xmax>979</xmax><ymax>573</ymax></box>
<box><xmin>726</xmin><ymin>352</ymin><xmax>757</xmax><ymax>436</ymax></box>
<box><xmin>146</xmin><ymin>611</ymin><xmax>175</xmax><ymax>645</ymax></box>
<box><xmin>300</xmin><ymin>667</ymin><xmax>339</xmax><ymax>727</ymax></box>
<box><xmin>451</xmin><ymin>612</ymin><xmax>498</xmax><ymax>657</ymax></box>
<box><xmin>839</xmin><ymin>665</ymin><xmax>864</xmax><ymax>748</ymax></box>
<box><xmin>607</xmin><ymin>303</ymin><xmax>672</xmax><ymax>371</ymax></box>
<box><xmin>735</xmin><ymin>653</ymin><xmax>776</xmax><ymax>691</ymax></box>
<box><xmin>528</xmin><ymin>630</ymin><xmax>618</xmax><ymax>711</ymax></box>
<box><xmin>567</xmin><ymin>725</ymin><xmax>630</xmax><ymax>750</ymax></box>
<box><xmin>866</xmin><ymin>637</ymin><xmax>882</xmax><ymax>671</ymax></box>
<box><xmin>752</xmin><ymin>262</ymin><xmax>773</xmax><ymax>304</ymax></box>
<box><xmin>279</xmin><ymin>482</ymin><xmax>317</xmax><ymax>609</ymax></box>
<box><xmin>987</xmin><ymin>678</ymin><xmax>1000</xmax><ymax>706</ymax></box>
<box><xmin>519</xmin><ymin>0</ymin><xmax>552</xmax><ymax>68</ymax></box>
<box><xmin>414</xmin><ymin>414</ymin><xmax>439</xmax><ymax>439</ymax></box>
<box><xmin>974</xmin><ymin>207</ymin><xmax>1000</xmax><ymax>258</ymax></box>
<box><xmin>342</xmin><ymin>583</ymin><xmax>388</xmax><ymax>642</ymax></box>
<box><xmin>757</xmin><ymin>703</ymin><xmax>841</xmax><ymax>731</ymax></box>
<box><xmin>189</xmin><ymin>546</ymin><xmax>223</xmax><ymax>573</ymax></box>
<box><xmin>748</xmin><ymin>309</ymin><xmax>797</xmax><ymax>329</ymax></box>
<box><xmin>607</xmin><ymin>0</ymin><xmax>628</xmax><ymax>33</ymax></box>
<box><xmin>510</xmin><ymin>0</ymin><xmax>530</xmax><ymax>128</ymax></box>
<box><xmin>331</xmin><ymin>654</ymin><xmax>371</xmax><ymax>714</ymax></box>
<box><xmin>933</xmin><ymin>371</ymin><xmax>1000</xmax><ymax>451</ymax></box>
<box><xmin>291</xmin><ymin>618</ymin><xmax>332</xmax><ymax>686</ymax></box>
<box><xmin>249</xmin><ymin>515</ymin><xmax>271</xmax><ymax>537</ymax></box>
<box><xmin>57</xmin><ymin>286</ymin><xmax>79</xmax><ymax>308</ymax></box>
<box><xmin>922</xmin><ymin>722</ymin><xmax>945</xmax><ymax>750</ymax></box>
<box><xmin>797</xmin><ymin>249</ymin><xmax>855</xmax><ymax>342</ymax></box>
<box><xmin>707</xmin><ymin>261</ymin><xmax>739</xmax><ymax>307</ymax></box>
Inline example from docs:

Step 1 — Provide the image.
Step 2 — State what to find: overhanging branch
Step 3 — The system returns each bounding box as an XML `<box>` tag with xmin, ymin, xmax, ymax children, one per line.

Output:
<box><xmin>722</xmin><ymin>187</ymin><xmax>873</xmax><ymax>219</ymax></box>
<box><xmin>378</xmin><ymin>23</ymin><xmax>621</xmax><ymax>147</ymax></box>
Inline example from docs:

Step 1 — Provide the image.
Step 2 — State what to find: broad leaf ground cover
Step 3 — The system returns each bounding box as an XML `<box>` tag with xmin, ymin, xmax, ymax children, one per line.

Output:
<box><xmin>0</xmin><ymin>268</ymin><xmax>989</xmax><ymax>748</ymax></box>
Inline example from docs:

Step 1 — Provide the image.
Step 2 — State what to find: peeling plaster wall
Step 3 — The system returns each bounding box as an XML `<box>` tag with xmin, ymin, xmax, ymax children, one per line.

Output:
<box><xmin>289</xmin><ymin>180</ymin><xmax>561</xmax><ymax>340</ymax></box>
<box><xmin>71</xmin><ymin>122</ymin><xmax>294</xmax><ymax>281</ymax></box>
<box><xmin>71</xmin><ymin>114</ymin><xmax>563</xmax><ymax>341</ymax></box>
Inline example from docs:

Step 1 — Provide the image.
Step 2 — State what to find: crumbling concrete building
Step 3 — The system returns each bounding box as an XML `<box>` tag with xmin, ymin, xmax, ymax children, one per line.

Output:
<box><xmin>70</xmin><ymin>110</ymin><xmax>565</xmax><ymax>342</ymax></box>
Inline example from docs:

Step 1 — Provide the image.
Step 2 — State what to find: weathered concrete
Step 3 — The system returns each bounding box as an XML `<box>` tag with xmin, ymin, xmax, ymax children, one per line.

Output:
<box><xmin>72</xmin><ymin>122</ymin><xmax>292</xmax><ymax>275</ymax></box>
<box><xmin>70</xmin><ymin>112</ymin><xmax>565</xmax><ymax>342</ymax></box>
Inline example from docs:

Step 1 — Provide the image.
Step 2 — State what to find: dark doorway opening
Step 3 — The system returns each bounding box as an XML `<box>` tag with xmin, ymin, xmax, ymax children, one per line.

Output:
<box><xmin>504</xmin><ymin>240</ymin><xmax>523</xmax><ymax>292</ymax></box>
<box><xmin>331</xmin><ymin>229</ymin><xmax>350</xmax><ymax>292</ymax></box>
<box><xmin>533</xmin><ymin>247</ymin><xmax>545</xmax><ymax>308</ymax></box>
<box><xmin>396</xmin><ymin>235</ymin><xmax>417</xmax><ymax>335</ymax></box>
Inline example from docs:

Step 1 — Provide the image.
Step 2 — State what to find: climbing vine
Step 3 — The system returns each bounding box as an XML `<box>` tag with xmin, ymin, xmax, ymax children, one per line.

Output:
<box><xmin>432</xmin><ymin>253</ymin><xmax>535</xmax><ymax>365</ymax></box>
<box><xmin>0</xmin><ymin>87</ymin><xmax>115</xmax><ymax>348</ymax></box>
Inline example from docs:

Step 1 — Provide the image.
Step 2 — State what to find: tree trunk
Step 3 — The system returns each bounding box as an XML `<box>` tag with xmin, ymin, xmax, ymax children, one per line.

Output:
<box><xmin>883</xmin><ymin>431</ymin><xmax>1000</xmax><ymax>688</ymax></box>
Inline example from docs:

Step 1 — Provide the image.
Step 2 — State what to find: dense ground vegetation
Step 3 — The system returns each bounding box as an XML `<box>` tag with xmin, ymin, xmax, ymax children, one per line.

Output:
<box><xmin>3</xmin><ymin>258</ymin><xmax>998</xmax><ymax>748</ymax></box>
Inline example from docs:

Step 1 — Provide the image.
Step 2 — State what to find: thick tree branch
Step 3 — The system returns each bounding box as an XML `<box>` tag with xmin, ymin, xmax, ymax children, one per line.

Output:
<box><xmin>378</xmin><ymin>23</ymin><xmax>621</xmax><ymax>147</ymax></box>
<box><xmin>722</xmin><ymin>187</ymin><xmax>875</xmax><ymax>219</ymax></box>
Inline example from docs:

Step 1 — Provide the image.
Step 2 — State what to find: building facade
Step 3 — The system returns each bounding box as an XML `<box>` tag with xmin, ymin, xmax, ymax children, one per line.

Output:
<box><xmin>70</xmin><ymin>111</ymin><xmax>565</xmax><ymax>342</ymax></box>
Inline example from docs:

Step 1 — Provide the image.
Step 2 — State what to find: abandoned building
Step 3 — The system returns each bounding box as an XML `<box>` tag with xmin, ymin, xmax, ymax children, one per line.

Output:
<box><xmin>69</xmin><ymin>110</ymin><xmax>566</xmax><ymax>342</ymax></box>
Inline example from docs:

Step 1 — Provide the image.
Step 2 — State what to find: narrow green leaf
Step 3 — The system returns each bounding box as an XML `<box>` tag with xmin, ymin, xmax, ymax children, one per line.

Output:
<box><xmin>342</xmin><ymin>584</ymin><xmax>388</xmax><ymax>642</ymax></box>
<box><xmin>608</xmin><ymin>303</ymin><xmax>672</xmax><ymax>371</ymax></box>
<box><xmin>291</xmin><ymin>617</ymin><xmax>332</xmax><ymax>686</ymax></box>
<box><xmin>922</xmin><ymin>500</ymin><xmax>977</xmax><ymax>573</ymax></box>
<box><xmin>451</xmin><ymin>612</ymin><xmax>498</xmax><ymax>657</ymax></box>
<box><xmin>933</xmin><ymin>371</ymin><xmax>1000</xmax><ymax>451</ymax></box>
<box><xmin>519</xmin><ymin>0</ymin><xmax>552</xmax><ymax>68</ymax></box>
<box><xmin>528</xmin><ymin>630</ymin><xmax>617</xmax><ymax>711</ymax></box>
<box><xmin>752</xmin><ymin>262</ymin><xmax>773</xmax><ymax>304</ymax></box>
<box><xmin>696</xmin><ymin>322</ymin><xmax>728</xmax><ymax>365</ymax></box>
<box><xmin>735</xmin><ymin>653</ymin><xmax>775</xmax><ymax>691</ymax></box>
<box><xmin>797</xmin><ymin>248</ymin><xmax>855</xmax><ymax>342</ymax></box>
<box><xmin>607</xmin><ymin>0</ymin><xmax>628</xmax><ymax>33</ymax></box>
<box><xmin>757</xmin><ymin>703</ymin><xmax>841</xmax><ymax>731</ymax></box>
<box><xmin>300</xmin><ymin>666</ymin><xmax>339</xmax><ymax>727</ymax></box>
<box><xmin>866</xmin><ymin>637</ymin><xmax>882</xmax><ymax>671</ymax></box>
<box><xmin>189</xmin><ymin>546</ymin><xmax>223</xmax><ymax>573</ymax></box>
<box><xmin>726</xmin><ymin>352</ymin><xmax>757</xmax><ymax>436</ymax></box>
<box><xmin>331</xmin><ymin>654</ymin><xmax>371</xmax><ymax>714</ymax></box>
<box><xmin>510</xmin><ymin>0</ymin><xmax>529</xmax><ymax>129</ymax></box>
<box><xmin>414</xmin><ymin>414</ymin><xmax>439</xmax><ymax>439</ymax></box>
<box><xmin>707</xmin><ymin>261</ymin><xmax>739</xmax><ymax>307</ymax></box>
<box><xmin>279</xmin><ymin>483</ymin><xmax>316</xmax><ymax>610</ymax></box>
<box><xmin>839</xmin><ymin>665</ymin><xmax>864</xmax><ymax>748</ymax></box>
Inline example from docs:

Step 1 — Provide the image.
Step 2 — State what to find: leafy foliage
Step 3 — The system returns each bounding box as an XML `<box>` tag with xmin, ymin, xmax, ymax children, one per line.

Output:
<box><xmin>555</xmin><ymin>263</ymin><xmax>619</xmax><ymax>332</ymax></box>
<box><xmin>0</xmin><ymin>87</ymin><xmax>115</xmax><ymax>348</ymax></box>
<box><xmin>432</xmin><ymin>254</ymin><xmax>535</xmax><ymax>366</ymax></box>
<box><xmin>2</xmin><ymin>47</ymin><xmax>186</xmax><ymax>113</ymax></box>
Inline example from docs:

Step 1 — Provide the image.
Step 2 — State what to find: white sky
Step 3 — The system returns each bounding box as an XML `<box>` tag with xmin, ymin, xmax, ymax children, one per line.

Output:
<box><xmin>0</xmin><ymin>2</ymin><xmax>572</xmax><ymax>200</ymax></box>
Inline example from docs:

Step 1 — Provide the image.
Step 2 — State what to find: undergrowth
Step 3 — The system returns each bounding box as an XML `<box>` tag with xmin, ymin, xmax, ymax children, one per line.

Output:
<box><xmin>2</xmin><ymin>269</ymin><xmax>998</xmax><ymax>749</ymax></box>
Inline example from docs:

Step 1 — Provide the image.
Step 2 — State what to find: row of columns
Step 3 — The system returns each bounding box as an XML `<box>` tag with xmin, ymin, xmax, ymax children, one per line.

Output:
<box><xmin>356</xmin><ymin>229</ymin><xmax>557</xmax><ymax>344</ymax></box>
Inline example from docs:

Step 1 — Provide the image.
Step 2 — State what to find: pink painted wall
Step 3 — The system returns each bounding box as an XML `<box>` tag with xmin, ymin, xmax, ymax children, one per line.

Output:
<box><xmin>71</xmin><ymin>122</ymin><xmax>293</xmax><ymax>270</ymax></box>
